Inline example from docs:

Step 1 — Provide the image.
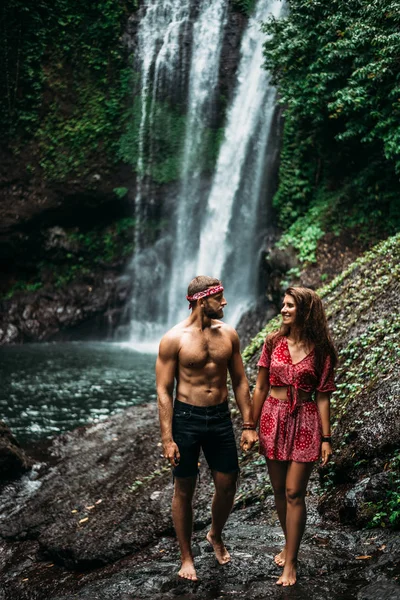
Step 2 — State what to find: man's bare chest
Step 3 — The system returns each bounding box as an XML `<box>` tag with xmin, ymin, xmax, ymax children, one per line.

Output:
<box><xmin>179</xmin><ymin>335</ymin><xmax>232</xmax><ymax>369</ymax></box>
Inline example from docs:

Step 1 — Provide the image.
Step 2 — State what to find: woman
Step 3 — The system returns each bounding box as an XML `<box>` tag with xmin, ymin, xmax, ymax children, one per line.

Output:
<box><xmin>252</xmin><ymin>287</ymin><xmax>337</xmax><ymax>586</ymax></box>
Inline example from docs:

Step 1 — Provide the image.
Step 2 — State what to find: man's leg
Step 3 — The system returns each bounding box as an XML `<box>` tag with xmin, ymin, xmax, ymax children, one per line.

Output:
<box><xmin>206</xmin><ymin>470</ymin><xmax>238</xmax><ymax>564</ymax></box>
<box><xmin>277</xmin><ymin>460</ymin><xmax>314</xmax><ymax>586</ymax></box>
<box><xmin>172</xmin><ymin>475</ymin><xmax>198</xmax><ymax>580</ymax></box>
<box><xmin>266</xmin><ymin>459</ymin><xmax>289</xmax><ymax>566</ymax></box>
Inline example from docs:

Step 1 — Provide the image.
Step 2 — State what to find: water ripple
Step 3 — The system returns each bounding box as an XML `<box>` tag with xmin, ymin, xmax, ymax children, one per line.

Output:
<box><xmin>0</xmin><ymin>342</ymin><xmax>157</xmax><ymax>443</ymax></box>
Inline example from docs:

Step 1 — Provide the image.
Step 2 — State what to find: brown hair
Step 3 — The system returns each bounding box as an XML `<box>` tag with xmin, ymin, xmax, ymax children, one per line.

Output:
<box><xmin>187</xmin><ymin>275</ymin><xmax>221</xmax><ymax>297</ymax></box>
<box><xmin>267</xmin><ymin>286</ymin><xmax>337</xmax><ymax>373</ymax></box>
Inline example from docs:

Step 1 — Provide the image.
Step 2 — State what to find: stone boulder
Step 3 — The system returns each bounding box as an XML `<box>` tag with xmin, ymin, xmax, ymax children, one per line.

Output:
<box><xmin>0</xmin><ymin>422</ymin><xmax>32</xmax><ymax>481</ymax></box>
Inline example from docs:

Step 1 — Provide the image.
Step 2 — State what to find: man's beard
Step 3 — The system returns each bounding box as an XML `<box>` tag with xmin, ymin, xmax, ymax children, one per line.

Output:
<box><xmin>204</xmin><ymin>306</ymin><xmax>223</xmax><ymax>319</ymax></box>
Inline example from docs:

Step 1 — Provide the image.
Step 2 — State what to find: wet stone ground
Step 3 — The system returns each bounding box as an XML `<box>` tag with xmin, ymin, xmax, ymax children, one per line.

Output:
<box><xmin>0</xmin><ymin>403</ymin><xmax>399</xmax><ymax>600</ymax></box>
<box><xmin>49</xmin><ymin>504</ymin><xmax>400</xmax><ymax>600</ymax></box>
<box><xmin>4</xmin><ymin>487</ymin><xmax>399</xmax><ymax>600</ymax></box>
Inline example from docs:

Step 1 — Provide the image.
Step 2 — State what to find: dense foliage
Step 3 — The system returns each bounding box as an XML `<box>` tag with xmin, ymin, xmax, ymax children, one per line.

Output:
<box><xmin>1</xmin><ymin>0</ymin><xmax>137</xmax><ymax>180</ymax></box>
<box><xmin>263</xmin><ymin>0</ymin><xmax>400</xmax><ymax>261</ymax></box>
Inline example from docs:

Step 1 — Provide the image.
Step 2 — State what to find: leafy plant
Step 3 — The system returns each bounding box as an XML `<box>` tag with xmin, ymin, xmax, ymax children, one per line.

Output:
<box><xmin>263</xmin><ymin>0</ymin><xmax>400</xmax><ymax>257</ymax></box>
<box><xmin>1</xmin><ymin>0</ymin><xmax>138</xmax><ymax>180</ymax></box>
<box><xmin>113</xmin><ymin>187</ymin><xmax>129</xmax><ymax>199</ymax></box>
<box><xmin>367</xmin><ymin>451</ymin><xmax>400</xmax><ymax>529</ymax></box>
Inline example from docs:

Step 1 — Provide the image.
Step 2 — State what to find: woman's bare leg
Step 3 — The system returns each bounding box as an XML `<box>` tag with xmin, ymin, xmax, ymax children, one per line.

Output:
<box><xmin>266</xmin><ymin>459</ymin><xmax>289</xmax><ymax>566</ymax></box>
<box><xmin>277</xmin><ymin>461</ymin><xmax>314</xmax><ymax>586</ymax></box>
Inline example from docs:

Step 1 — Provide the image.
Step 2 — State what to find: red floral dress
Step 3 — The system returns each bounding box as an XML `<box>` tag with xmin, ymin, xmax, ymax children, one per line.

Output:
<box><xmin>257</xmin><ymin>336</ymin><xmax>336</xmax><ymax>462</ymax></box>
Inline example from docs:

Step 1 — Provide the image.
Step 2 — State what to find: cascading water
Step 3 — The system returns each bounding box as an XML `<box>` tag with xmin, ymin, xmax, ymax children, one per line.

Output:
<box><xmin>168</xmin><ymin>0</ymin><xmax>228</xmax><ymax>316</ymax></box>
<box><xmin>127</xmin><ymin>0</ymin><xmax>191</xmax><ymax>342</ymax></box>
<box><xmin>135</xmin><ymin>0</ymin><xmax>190</xmax><ymax>235</ymax></box>
<box><xmin>194</xmin><ymin>0</ymin><xmax>284</xmax><ymax>326</ymax></box>
<box><xmin>126</xmin><ymin>0</ymin><xmax>282</xmax><ymax>346</ymax></box>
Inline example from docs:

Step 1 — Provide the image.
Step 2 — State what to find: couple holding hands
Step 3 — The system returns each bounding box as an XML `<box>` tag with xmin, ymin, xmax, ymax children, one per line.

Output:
<box><xmin>156</xmin><ymin>275</ymin><xmax>336</xmax><ymax>587</ymax></box>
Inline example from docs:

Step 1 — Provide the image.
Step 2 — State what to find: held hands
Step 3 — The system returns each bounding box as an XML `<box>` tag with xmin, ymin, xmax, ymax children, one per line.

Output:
<box><xmin>240</xmin><ymin>428</ymin><xmax>258</xmax><ymax>453</ymax></box>
<box><xmin>320</xmin><ymin>441</ymin><xmax>332</xmax><ymax>466</ymax></box>
<box><xmin>163</xmin><ymin>440</ymin><xmax>180</xmax><ymax>467</ymax></box>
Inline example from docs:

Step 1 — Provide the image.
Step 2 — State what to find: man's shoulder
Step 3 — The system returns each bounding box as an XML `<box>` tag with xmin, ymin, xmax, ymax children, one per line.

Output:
<box><xmin>160</xmin><ymin>324</ymin><xmax>183</xmax><ymax>343</ymax></box>
<box><xmin>213</xmin><ymin>320</ymin><xmax>238</xmax><ymax>339</ymax></box>
<box><xmin>159</xmin><ymin>321</ymin><xmax>188</xmax><ymax>349</ymax></box>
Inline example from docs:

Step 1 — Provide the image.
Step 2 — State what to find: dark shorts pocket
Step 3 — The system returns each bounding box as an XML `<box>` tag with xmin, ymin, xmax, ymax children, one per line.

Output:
<box><xmin>173</xmin><ymin>410</ymin><xmax>192</xmax><ymax>420</ymax></box>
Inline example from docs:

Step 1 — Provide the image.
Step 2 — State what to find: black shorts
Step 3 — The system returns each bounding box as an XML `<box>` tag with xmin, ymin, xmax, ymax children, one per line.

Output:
<box><xmin>172</xmin><ymin>399</ymin><xmax>239</xmax><ymax>478</ymax></box>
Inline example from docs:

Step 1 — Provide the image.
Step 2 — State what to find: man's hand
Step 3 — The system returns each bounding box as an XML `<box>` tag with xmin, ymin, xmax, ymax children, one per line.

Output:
<box><xmin>320</xmin><ymin>441</ymin><xmax>332</xmax><ymax>466</ymax></box>
<box><xmin>240</xmin><ymin>429</ymin><xmax>258</xmax><ymax>453</ymax></box>
<box><xmin>163</xmin><ymin>440</ymin><xmax>180</xmax><ymax>467</ymax></box>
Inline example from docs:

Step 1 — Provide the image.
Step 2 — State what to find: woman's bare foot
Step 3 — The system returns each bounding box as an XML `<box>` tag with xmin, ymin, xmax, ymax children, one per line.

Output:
<box><xmin>206</xmin><ymin>531</ymin><xmax>231</xmax><ymax>565</ymax></box>
<box><xmin>274</xmin><ymin>547</ymin><xmax>286</xmax><ymax>566</ymax></box>
<box><xmin>178</xmin><ymin>558</ymin><xmax>198</xmax><ymax>581</ymax></box>
<box><xmin>276</xmin><ymin>561</ymin><xmax>297</xmax><ymax>586</ymax></box>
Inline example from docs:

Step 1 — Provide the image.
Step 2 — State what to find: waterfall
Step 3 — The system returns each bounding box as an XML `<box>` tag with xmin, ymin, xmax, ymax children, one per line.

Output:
<box><xmin>126</xmin><ymin>0</ymin><xmax>282</xmax><ymax>346</ymax></box>
<box><xmin>168</xmin><ymin>0</ymin><xmax>228</xmax><ymax>317</ymax></box>
<box><xmin>134</xmin><ymin>0</ymin><xmax>190</xmax><ymax>246</ymax></box>
<box><xmin>195</xmin><ymin>0</ymin><xmax>283</xmax><ymax>325</ymax></box>
<box><xmin>127</xmin><ymin>0</ymin><xmax>191</xmax><ymax>342</ymax></box>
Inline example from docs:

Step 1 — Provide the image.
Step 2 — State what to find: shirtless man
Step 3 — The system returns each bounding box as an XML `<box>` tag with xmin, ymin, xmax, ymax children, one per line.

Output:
<box><xmin>156</xmin><ymin>276</ymin><xmax>258</xmax><ymax>581</ymax></box>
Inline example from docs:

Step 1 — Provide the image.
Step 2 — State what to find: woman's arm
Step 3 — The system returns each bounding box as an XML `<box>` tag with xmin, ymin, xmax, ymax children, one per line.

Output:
<box><xmin>316</xmin><ymin>391</ymin><xmax>332</xmax><ymax>466</ymax></box>
<box><xmin>251</xmin><ymin>367</ymin><xmax>270</xmax><ymax>426</ymax></box>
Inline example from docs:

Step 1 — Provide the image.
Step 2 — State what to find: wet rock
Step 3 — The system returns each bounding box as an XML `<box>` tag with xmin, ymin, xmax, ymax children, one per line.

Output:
<box><xmin>44</xmin><ymin>227</ymin><xmax>80</xmax><ymax>254</ymax></box>
<box><xmin>0</xmin><ymin>422</ymin><xmax>32</xmax><ymax>481</ymax></box>
<box><xmin>0</xmin><ymin>404</ymin><xmax>173</xmax><ymax>564</ymax></box>
<box><xmin>357</xmin><ymin>580</ymin><xmax>400</xmax><ymax>600</ymax></box>
<box><xmin>0</xmin><ymin>272</ymin><xmax>131</xmax><ymax>344</ymax></box>
<box><xmin>0</xmin><ymin>324</ymin><xmax>20</xmax><ymax>344</ymax></box>
<box><xmin>236</xmin><ymin>301</ymin><xmax>277</xmax><ymax>350</ymax></box>
<box><xmin>0</xmin><ymin>404</ymin><xmax>399</xmax><ymax>599</ymax></box>
<box><xmin>338</xmin><ymin>477</ymin><xmax>371</xmax><ymax>524</ymax></box>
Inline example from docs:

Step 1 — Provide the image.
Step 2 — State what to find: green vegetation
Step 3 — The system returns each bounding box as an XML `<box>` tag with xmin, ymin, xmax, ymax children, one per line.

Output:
<box><xmin>366</xmin><ymin>450</ymin><xmax>400</xmax><ymax>528</ymax></box>
<box><xmin>244</xmin><ymin>233</ymin><xmax>400</xmax><ymax>361</ymax></box>
<box><xmin>263</xmin><ymin>0</ymin><xmax>400</xmax><ymax>263</ymax></box>
<box><xmin>1</xmin><ymin>1</ymin><xmax>223</xmax><ymax>185</ymax></box>
<box><xmin>48</xmin><ymin>217</ymin><xmax>136</xmax><ymax>287</ymax></box>
<box><xmin>1</xmin><ymin>0</ymin><xmax>137</xmax><ymax>180</ymax></box>
<box><xmin>2</xmin><ymin>217</ymin><xmax>136</xmax><ymax>299</ymax></box>
<box><xmin>3</xmin><ymin>281</ymin><xmax>44</xmax><ymax>300</ymax></box>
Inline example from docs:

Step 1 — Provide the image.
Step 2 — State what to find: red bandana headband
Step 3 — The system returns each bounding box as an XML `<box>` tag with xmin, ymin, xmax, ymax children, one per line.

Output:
<box><xmin>186</xmin><ymin>284</ymin><xmax>224</xmax><ymax>308</ymax></box>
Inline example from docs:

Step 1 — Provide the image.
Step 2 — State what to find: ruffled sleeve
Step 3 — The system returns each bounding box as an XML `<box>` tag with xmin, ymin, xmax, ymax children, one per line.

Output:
<box><xmin>317</xmin><ymin>354</ymin><xmax>336</xmax><ymax>393</ymax></box>
<box><xmin>257</xmin><ymin>339</ymin><xmax>271</xmax><ymax>371</ymax></box>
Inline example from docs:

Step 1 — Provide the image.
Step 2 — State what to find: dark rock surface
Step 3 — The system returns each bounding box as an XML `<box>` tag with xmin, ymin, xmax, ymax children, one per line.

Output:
<box><xmin>0</xmin><ymin>402</ymin><xmax>399</xmax><ymax>600</ymax></box>
<box><xmin>0</xmin><ymin>422</ymin><xmax>32</xmax><ymax>481</ymax></box>
<box><xmin>0</xmin><ymin>273</ymin><xmax>131</xmax><ymax>344</ymax></box>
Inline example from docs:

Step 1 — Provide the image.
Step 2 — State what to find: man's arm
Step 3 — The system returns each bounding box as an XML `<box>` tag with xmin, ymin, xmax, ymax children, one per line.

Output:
<box><xmin>228</xmin><ymin>330</ymin><xmax>258</xmax><ymax>451</ymax></box>
<box><xmin>155</xmin><ymin>332</ymin><xmax>180</xmax><ymax>466</ymax></box>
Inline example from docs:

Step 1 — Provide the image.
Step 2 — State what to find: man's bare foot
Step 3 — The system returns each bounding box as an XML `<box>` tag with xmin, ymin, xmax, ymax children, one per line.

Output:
<box><xmin>276</xmin><ymin>561</ymin><xmax>297</xmax><ymax>586</ymax></box>
<box><xmin>274</xmin><ymin>547</ymin><xmax>286</xmax><ymax>566</ymax></box>
<box><xmin>206</xmin><ymin>531</ymin><xmax>231</xmax><ymax>565</ymax></box>
<box><xmin>178</xmin><ymin>558</ymin><xmax>198</xmax><ymax>581</ymax></box>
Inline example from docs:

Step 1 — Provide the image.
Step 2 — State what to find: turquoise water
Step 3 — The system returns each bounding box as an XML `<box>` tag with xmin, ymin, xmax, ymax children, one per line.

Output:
<box><xmin>0</xmin><ymin>342</ymin><xmax>157</xmax><ymax>443</ymax></box>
